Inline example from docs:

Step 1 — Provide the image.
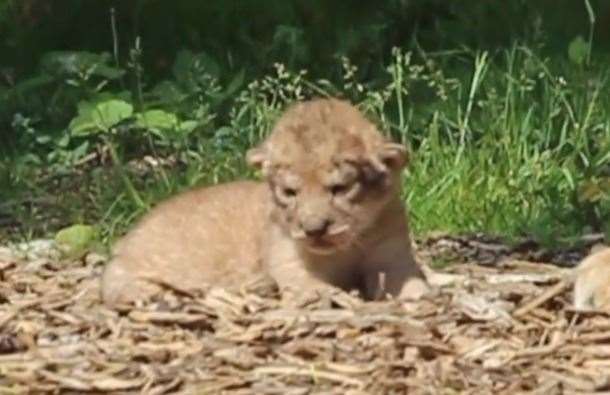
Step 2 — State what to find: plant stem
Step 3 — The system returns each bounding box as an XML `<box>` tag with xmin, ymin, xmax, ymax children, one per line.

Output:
<box><xmin>105</xmin><ymin>136</ymin><xmax>147</xmax><ymax>210</ymax></box>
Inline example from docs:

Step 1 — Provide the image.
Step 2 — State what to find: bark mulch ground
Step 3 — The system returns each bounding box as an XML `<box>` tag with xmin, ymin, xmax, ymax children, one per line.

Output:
<box><xmin>0</xmin><ymin>236</ymin><xmax>609</xmax><ymax>394</ymax></box>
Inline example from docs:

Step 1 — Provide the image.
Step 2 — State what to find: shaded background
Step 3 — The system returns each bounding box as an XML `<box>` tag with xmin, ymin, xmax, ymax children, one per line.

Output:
<box><xmin>2</xmin><ymin>1</ymin><xmax>610</xmax><ymax>81</ymax></box>
<box><xmin>0</xmin><ymin>1</ymin><xmax>608</xmax><ymax>245</ymax></box>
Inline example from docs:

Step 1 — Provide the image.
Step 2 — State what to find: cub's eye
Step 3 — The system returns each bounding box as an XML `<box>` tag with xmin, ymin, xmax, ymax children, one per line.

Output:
<box><xmin>282</xmin><ymin>187</ymin><xmax>298</xmax><ymax>197</ymax></box>
<box><xmin>330</xmin><ymin>183</ymin><xmax>349</xmax><ymax>195</ymax></box>
<box><xmin>329</xmin><ymin>179</ymin><xmax>361</xmax><ymax>199</ymax></box>
<box><xmin>273</xmin><ymin>184</ymin><xmax>298</xmax><ymax>206</ymax></box>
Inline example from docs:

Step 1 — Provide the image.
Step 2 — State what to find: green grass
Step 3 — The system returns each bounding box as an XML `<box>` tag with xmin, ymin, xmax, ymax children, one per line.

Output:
<box><xmin>402</xmin><ymin>46</ymin><xmax>610</xmax><ymax>245</ymax></box>
<box><xmin>1</xmin><ymin>44</ymin><xmax>609</xmax><ymax>247</ymax></box>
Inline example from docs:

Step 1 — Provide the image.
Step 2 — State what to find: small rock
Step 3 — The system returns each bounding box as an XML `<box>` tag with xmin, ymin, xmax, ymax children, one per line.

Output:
<box><xmin>0</xmin><ymin>334</ymin><xmax>27</xmax><ymax>354</ymax></box>
<box><xmin>13</xmin><ymin>239</ymin><xmax>60</xmax><ymax>261</ymax></box>
<box><xmin>85</xmin><ymin>252</ymin><xmax>107</xmax><ymax>266</ymax></box>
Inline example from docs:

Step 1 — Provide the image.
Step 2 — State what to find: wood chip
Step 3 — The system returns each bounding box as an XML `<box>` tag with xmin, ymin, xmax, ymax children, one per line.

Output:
<box><xmin>0</xmin><ymin>238</ymin><xmax>609</xmax><ymax>393</ymax></box>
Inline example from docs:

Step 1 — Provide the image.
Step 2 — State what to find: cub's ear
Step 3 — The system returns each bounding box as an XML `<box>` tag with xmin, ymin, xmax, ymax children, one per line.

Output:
<box><xmin>246</xmin><ymin>144</ymin><xmax>271</xmax><ymax>176</ymax></box>
<box><xmin>361</xmin><ymin>141</ymin><xmax>409</xmax><ymax>182</ymax></box>
<box><xmin>376</xmin><ymin>142</ymin><xmax>409</xmax><ymax>171</ymax></box>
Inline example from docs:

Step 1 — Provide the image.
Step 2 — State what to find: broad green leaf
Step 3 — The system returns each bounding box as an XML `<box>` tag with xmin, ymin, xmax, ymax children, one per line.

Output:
<box><xmin>178</xmin><ymin>120</ymin><xmax>198</xmax><ymax>135</ymax></box>
<box><xmin>69</xmin><ymin>115</ymin><xmax>98</xmax><ymax>136</ymax></box>
<box><xmin>91</xmin><ymin>100</ymin><xmax>133</xmax><ymax>132</ymax></box>
<box><xmin>69</xmin><ymin>98</ymin><xmax>133</xmax><ymax>135</ymax></box>
<box><xmin>136</xmin><ymin>109</ymin><xmax>178</xmax><ymax>129</ymax></box>
<box><xmin>135</xmin><ymin>109</ymin><xmax>178</xmax><ymax>134</ymax></box>
<box><xmin>76</xmin><ymin>99</ymin><xmax>96</xmax><ymax>115</ymax></box>
<box><xmin>55</xmin><ymin>224</ymin><xmax>97</xmax><ymax>259</ymax></box>
<box><xmin>568</xmin><ymin>35</ymin><xmax>589</xmax><ymax>66</ymax></box>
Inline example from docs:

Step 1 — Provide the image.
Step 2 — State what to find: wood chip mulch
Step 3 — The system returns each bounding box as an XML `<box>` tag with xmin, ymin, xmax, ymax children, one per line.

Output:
<box><xmin>1</xmin><ymin>238</ymin><xmax>609</xmax><ymax>394</ymax></box>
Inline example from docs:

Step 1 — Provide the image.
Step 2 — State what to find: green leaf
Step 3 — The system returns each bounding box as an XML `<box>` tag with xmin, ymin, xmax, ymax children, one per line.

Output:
<box><xmin>57</xmin><ymin>133</ymin><xmax>71</xmax><ymax>148</ymax></box>
<box><xmin>92</xmin><ymin>91</ymin><xmax>133</xmax><ymax>103</ymax></box>
<box><xmin>172</xmin><ymin>50</ymin><xmax>195</xmax><ymax>82</ymax></box>
<box><xmin>91</xmin><ymin>100</ymin><xmax>133</xmax><ymax>132</ymax></box>
<box><xmin>224</xmin><ymin>69</ymin><xmax>245</xmax><ymax>97</ymax></box>
<box><xmin>72</xmin><ymin>141</ymin><xmax>90</xmax><ymax>159</ymax></box>
<box><xmin>12</xmin><ymin>74</ymin><xmax>54</xmax><ymax>95</ymax></box>
<box><xmin>41</xmin><ymin>51</ymin><xmax>124</xmax><ymax>79</ymax></box>
<box><xmin>568</xmin><ymin>35</ymin><xmax>589</xmax><ymax>66</ymax></box>
<box><xmin>69</xmin><ymin>99</ymin><xmax>133</xmax><ymax>135</ymax></box>
<box><xmin>35</xmin><ymin>135</ymin><xmax>52</xmax><ymax>145</ymax></box>
<box><xmin>92</xmin><ymin>64</ymin><xmax>126</xmax><ymax>80</ymax></box>
<box><xmin>69</xmin><ymin>114</ymin><xmax>97</xmax><ymax>136</ymax></box>
<box><xmin>172</xmin><ymin>50</ymin><xmax>220</xmax><ymax>85</ymax></box>
<box><xmin>55</xmin><ymin>224</ymin><xmax>97</xmax><ymax>259</ymax></box>
<box><xmin>178</xmin><ymin>120</ymin><xmax>198</xmax><ymax>135</ymax></box>
<box><xmin>76</xmin><ymin>99</ymin><xmax>96</xmax><ymax>115</ymax></box>
<box><xmin>150</xmin><ymin>81</ymin><xmax>188</xmax><ymax>104</ymax></box>
<box><xmin>135</xmin><ymin>109</ymin><xmax>178</xmax><ymax>134</ymax></box>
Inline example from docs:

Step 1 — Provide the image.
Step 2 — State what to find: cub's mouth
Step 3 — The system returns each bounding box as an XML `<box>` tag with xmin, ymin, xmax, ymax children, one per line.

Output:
<box><xmin>303</xmin><ymin>237</ymin><xmax>339</xmax><ymax>255</ymax></box>
<box><xmin>292</xmin><ymin>224</ymin><xmax>352</xmax><ymax>255</ymax></box>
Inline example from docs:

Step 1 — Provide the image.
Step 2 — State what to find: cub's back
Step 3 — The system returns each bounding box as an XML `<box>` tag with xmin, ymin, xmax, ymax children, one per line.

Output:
<box><xmin>102</xmin><ymin>181</ymin><xmax>269</xmax><ymax>305</ymax></box>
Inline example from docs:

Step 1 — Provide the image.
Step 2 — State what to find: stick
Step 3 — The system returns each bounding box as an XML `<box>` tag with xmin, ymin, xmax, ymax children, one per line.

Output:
<box><xmin>513</xmin><ymin>280</ymin><xmax>568</xmax><ymax>317</ymax></box>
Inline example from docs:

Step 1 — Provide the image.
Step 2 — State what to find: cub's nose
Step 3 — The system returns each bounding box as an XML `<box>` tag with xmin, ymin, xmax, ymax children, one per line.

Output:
<box><xmin>301</xmin><ymin>218</ymin><xmax>332</xmax><ymax>238</ymax></box>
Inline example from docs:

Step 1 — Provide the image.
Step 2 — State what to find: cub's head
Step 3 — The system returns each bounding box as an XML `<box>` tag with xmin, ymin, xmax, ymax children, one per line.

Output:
<box><xmin>247</xmin><ymin>98</ymin><xmax>408</xmax><ymax>255</ymax></box>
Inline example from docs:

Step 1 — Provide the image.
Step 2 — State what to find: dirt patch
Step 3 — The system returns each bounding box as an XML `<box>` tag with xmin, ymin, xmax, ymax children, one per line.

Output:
<box><xmin>0</xmin><ymin>239</ymin><xmax>609</xmax><ymax>394</ymax></box>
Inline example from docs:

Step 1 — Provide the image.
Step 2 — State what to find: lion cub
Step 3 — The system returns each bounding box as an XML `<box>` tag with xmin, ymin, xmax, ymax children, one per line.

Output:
<box><xmin>573</xmin><ymin>245</ymin><xmax>610</xmax><ymax>309</ymax></box>
<box><xmin>101</xmin><ymin>98</ymin><xmax>429</xmax><ymax>306</ymax></box>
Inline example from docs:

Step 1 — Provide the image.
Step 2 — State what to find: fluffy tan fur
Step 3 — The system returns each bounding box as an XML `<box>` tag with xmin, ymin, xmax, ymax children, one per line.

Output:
<box><xmin>573</xmin><ymin>245</ymin><xmax>610</xmax><ymax>309</ymax></box>
<box><xmin>101</xmin><ymin>98</ymin><xmax>429</xmax><ymax>306</ymax></box>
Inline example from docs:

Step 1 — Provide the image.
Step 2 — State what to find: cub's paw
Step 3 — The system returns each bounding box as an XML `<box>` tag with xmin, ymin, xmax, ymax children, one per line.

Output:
<box><xmin>399</xmin><ymin>277</ymin><xmax>432</xmax><ymax>301</ymax></box>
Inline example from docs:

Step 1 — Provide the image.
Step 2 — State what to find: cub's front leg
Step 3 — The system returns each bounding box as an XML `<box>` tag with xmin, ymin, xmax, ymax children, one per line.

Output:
<box><xmin>362</xmin><ymin>237</ymin><xmax>430</xmax><ymax>301</ymax></box>
<box><xmin>264</xmin><ymin>227</ymin><xmax>346</xmax><ymax>306</ymax></box>
<box><xmin>270</xmin><ymin>258</ymin><xmax>342</xmax><ymax>306</ymax></box>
